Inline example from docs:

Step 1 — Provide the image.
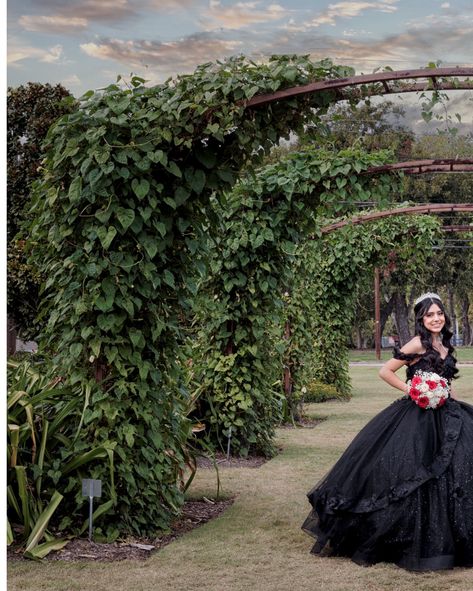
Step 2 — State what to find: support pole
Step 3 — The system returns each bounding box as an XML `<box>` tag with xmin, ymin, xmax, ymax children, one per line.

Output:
<box><xmin>374</xmin><ymin>267</ymin><xmax>381</xmax><ymax>361</ymax></box>
<box><xmin>283</xmin><ymin>320</ymin><xmax>292</xmax><ymax>397</ymax></box>
<box><xmin>88</xmin><ymin>496</ymin><xmax>93</xmax><ymax>542</ymax></box>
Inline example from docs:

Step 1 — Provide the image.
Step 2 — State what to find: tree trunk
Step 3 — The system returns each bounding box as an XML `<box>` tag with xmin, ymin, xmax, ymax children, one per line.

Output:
<box><xmin>380</xmin><ymin>293</ymin><xmax>395</xmax><ymax>338</ymax></box>
<box><xmin>7</xmin><ymin>316</ymin><xmax>17</xmax><ymax>357</ymax></box>
<box><xmin>447</xmin><ymin>287</ymin><xmax>458</xmax><ymax>344</ymax></box>
<box><xmin>392</xmin><ymin>290</ymin><xmax>411</xmax><ymax>346</ymax></box>
<box><xmin>353</xmin><ymin>325</ymin><xmax>363</xmax><ymax>349</ymax></box>
<box><xmin>460</xmin><ymin>294</ymin><xmax>471</xmax><ymax>346</ymax></box>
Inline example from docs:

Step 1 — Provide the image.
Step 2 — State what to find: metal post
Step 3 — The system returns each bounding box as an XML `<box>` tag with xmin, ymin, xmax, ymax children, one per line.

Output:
<box><xmin>374</xmin><ymin>267</ymin><xmax>381</xmax><ymax>360</ymax></box>
<box><xmin>82</xmin><ymin>479</ymin><xmax>101</xmax><ymax>542</ymax></box>
<box><xmin>89</xmin><ymin>496</ymin><xmax>93</xmax><ymax>542</ymax></box>
<box><xmin>226</xmin><ymin>427</ymin><xmax>232</xmax><ymax>461</ymax></box>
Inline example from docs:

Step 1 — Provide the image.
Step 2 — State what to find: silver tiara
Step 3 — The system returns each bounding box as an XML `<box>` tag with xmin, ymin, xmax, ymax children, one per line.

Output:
<box><xmin>414</xmin><ymin>292</ymin><xmax>442</xmax><ymax>307</ymax></box>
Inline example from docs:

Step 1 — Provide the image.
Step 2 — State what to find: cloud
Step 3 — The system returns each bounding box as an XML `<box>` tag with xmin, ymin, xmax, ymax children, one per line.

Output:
<box><xmin>146</xmin><ymin>0</ymin><xmax>198</xmax><ymax>9</ymax></box>
<box><xmin>19</xmin><ymin>15</ymin><xmax>88</xmax><ymax>34</ymax></box>
<box><xmin>201</xmin><ymin>1</ymin><xmax>288</xmax><ymax>30</ymax></box>
<box><xmin>41</xmin><ymin>44</ymin><xmax>64</xmax><ymax>63</ymax></box>
<box><xmin>309</xmin><ymin>1</ymin><xmax>399</xmax><ymax>28</ymax></box>
<box><xmin>62</xmin><ymin>74</ymin><xmax>82</xmax><ymax>87</ymax></box>
<box><xmin>8</xmin><ymin>42</ymin><xmax>65</xmax><ymax>66</ymax></box>
<box><xmin>265</xmin><ymin>13</ymin><xmax>473</xmax><ymax>72</ymax></box>
<box><xmin>25</xmin><ymin>0</ymin><xmax>136</xmax><ymax>22</ymax></box>
<box><xmin>80</xmin><ymin>34</ymin><xmax>242</xmax><ymax>75</ymax></box>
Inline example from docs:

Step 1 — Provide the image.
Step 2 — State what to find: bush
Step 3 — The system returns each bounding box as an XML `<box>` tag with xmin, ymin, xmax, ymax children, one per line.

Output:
<box><xmin>302</xmin><ymin>379</ymin><xmax>350</xmax><ymax>403</ymax></box>
<box><xmin>7</xmin><ymin>359</ymin><xmax>116</xmax><ymax>558</ymax></box>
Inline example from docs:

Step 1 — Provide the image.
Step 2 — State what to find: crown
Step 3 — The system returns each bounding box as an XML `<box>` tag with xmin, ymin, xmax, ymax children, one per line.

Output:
<box><xmin>414</xmin><ymin>292</ymin><xmax>442</xmax><ymax>307</ymax></box>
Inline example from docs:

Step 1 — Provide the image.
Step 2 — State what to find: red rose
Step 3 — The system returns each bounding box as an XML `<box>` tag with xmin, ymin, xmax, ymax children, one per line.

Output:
<box><xmin>410</xmin><ymin>388</ymin><xmax>421</xmax><ymax>399</ymax></box>
<box><xmin>412</xmin><ymin>376</ymin><xmax>422</xmax><ymax>386</ymax></box>
<box><xmin>437</xmin><ymin>397</ymin><xmax>446</xmax><ymax>407</ymax></box>
<box><xmin>417</xmin><ymin>396</ymin><xmax>430</xmax><ymax>409</ymax></box>
<box><xmin>426</xmin><ymin>380</ymin><xmax>438</xmax><ymax>391</ymax></box>
<box><xmin>440</xmin><ymin>379</ymin><xmax>447</xmax><ymax>388</ymax></box>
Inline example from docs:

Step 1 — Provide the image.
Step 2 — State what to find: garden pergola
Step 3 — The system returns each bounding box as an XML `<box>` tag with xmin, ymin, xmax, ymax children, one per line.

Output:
<box><xmin>246</xmin><ymin>67</ymin><xmax>473</xmax><ymax>361</ymax></box>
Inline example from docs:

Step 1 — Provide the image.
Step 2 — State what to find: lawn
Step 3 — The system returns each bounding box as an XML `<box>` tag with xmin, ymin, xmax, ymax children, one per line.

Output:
<box><xmin>8</xmin><ymin>367</ymin><xmax>473</xmax><ymax>591</ymax></box>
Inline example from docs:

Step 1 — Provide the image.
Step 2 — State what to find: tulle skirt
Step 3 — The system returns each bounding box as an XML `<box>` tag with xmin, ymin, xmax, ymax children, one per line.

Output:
<box><xmin>302</xmin><ymin>397</ymin><xmax>473</xmax><ymax>571</ymax></box>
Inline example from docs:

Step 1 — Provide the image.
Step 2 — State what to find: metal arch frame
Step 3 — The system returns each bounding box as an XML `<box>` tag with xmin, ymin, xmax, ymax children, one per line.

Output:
<box><xmin>246</xmin><ymin>67</ymin><xmax>473</xmax><ymax>108</ymax></box>
<box><xmin>319</xmin><ymin>203</ymin><xmax>473</xmax><ymax>359</ymax></box>
<box><xmin>245</xmin><ymin>65</ymin><xmax>473</xmax><ymax>363</ymax></box>
<box><xmin>321</xmin><ymin>204</ymin><xmax>473</xmax><ymax>234</ymax></box>
<box><xmin>365</xmin><ymin>159</ymin><xmax>473</xmax><ymax>175</ymax></box>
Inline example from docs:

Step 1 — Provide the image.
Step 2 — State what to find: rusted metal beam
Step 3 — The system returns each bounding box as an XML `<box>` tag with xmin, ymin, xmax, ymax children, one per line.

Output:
<box><xmin>365</xmin><ymin>159</ymin><xmax>473</xmax><ymax>175</ymax></box>
<box><xmin>246</xmin><ymin>67</ymin><xmax>473</xmax><ymax>108</ymax></box>
<box><xmin>441</xmin><ymin>225</ymin><xmax>473</xmax><ymax>233</ymax></box>
<box><xmin>321</xmin><ymin>204</ymin><xmax>473</xmax><ymax>234</ymax></box>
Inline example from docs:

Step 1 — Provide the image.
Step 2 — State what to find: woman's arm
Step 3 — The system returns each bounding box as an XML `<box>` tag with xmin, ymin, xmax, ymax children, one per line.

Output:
<box><xmin>378</xmin><ymin>336</ymin><xmax>424</xmax><ymax>394</ymax></box>
<box><xmin>379</xmin><ymin>358</ymin><xmax>410</xmax><ymax>394</ymax></box>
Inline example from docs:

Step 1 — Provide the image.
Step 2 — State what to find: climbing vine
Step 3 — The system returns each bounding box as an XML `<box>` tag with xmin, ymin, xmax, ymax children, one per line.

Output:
<box><xmin>191</xmin><ymin>146</ymin><xmax>399</xmax><ymax>455</ymax></box>
<box><xmin>25</xmin><ymin>55</ymin><xmax>365</xmax><ymax>534</ymax></box>
<box><xmin>285</xmin><ymin>210</ymin><xmax>443</xmax><ymax>403</ymax></box>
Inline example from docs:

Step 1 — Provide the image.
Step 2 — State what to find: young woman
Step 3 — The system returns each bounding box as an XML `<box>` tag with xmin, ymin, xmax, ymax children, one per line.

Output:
<box><xmin>302</xmin><ymin>293</ymin><xmax>473</xmax><ymax>571</ymax></box>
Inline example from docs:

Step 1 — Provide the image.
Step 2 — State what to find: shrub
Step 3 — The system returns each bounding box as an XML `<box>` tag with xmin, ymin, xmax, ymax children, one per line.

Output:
<box><xmin>7</xmin><ymin>359</ymin><xmax>116</xmax><ymax>558</ymax></box>
<box><xmin>302</xmin><ymin>379</ymin><xmax>349</xmax><ymax>403</ymax></box>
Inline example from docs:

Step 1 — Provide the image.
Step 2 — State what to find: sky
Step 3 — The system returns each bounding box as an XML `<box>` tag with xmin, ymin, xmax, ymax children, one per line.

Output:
<box><xmin>5</xmin><ymin>0</ymin><xmax>473</xmax><ymax>129</ymax></box>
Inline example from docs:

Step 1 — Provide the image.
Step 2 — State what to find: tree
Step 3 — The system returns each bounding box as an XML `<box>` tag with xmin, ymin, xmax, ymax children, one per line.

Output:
<box><xmin>7</xmin><ymin>82</ymin><xmax>76</xmax><ymax>339</ymax></box>
<box><xmin>309</xmin><ymin>99</ymin><xmax>414</xmax><ymax>156</ymax></box>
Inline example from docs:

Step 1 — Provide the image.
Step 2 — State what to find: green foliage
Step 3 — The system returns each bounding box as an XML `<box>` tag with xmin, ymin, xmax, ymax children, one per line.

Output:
<box><xmin>24</xmin><ymin>55</ymin><xmax>364</xmax><ymax>532</ymax></box>
<box><xmin>310</xmin><ymin>100</ymin><xmax>414</xmax><ymax>158</ymax></box>
<box><xmin>301</xmin><ymin>380</ymin><xmax>345</xmax><ymax>403</ymax></box>
<box><xmin>288</xmin><ymin>210</ymin><xmax>443</xmax><ymax>396</ymax></box>
<box><xmin>7</xmin><ymin>359</ymin><xmax>115</xmax><ymax>557</ymax></box>
<box><xmin>7</xmin><ymin>83</ymin><xmax>76</xmax><ymax>337</ymax></box>
<box><xmin>193</xmin><ymin>146</ymin><xmax>398</xmax><ymax>452</ymax></box>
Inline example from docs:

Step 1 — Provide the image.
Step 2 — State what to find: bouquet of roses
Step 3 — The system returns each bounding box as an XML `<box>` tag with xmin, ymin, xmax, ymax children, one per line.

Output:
<box><xmin>406</xmin><ymin>370</ymin><xmax>450</xmax><ymax>409</ymax></box>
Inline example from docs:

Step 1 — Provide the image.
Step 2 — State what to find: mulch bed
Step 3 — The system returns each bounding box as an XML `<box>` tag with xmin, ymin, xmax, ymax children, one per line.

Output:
<box><xmin>196</xmin><ymin>451</ymin><xmax>269</xmax><ymax>469</ymax></box>
<box><xmin>7</xmin><ymin>498</ymin><xmax>234</xmax><ymax>563</ymax></box>
<box><xmin>279</xmin><ymin>416</ymin><xmax>326</xmax><ymax>429</ymax></box>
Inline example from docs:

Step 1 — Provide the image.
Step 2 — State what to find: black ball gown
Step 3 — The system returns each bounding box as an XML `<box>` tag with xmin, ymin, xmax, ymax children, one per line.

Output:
<box><xmin>302</xmin><ymin>349</ymin><xmax>473</xmax><ymax>571</ymax></box>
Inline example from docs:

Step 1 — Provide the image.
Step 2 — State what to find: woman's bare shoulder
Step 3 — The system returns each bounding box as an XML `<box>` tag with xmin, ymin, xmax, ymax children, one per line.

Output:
<box><xmin>400</xmin><ymin>336</ymin><xmax>424</xmax><ymax>355</ymax></box>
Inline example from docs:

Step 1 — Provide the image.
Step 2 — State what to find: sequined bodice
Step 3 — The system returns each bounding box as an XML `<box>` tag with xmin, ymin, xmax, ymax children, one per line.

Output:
<box><xmin>405</xmin><ymin>354</ymin><xmax>457</xmax><ymax>381</ymax></box>
<box><xmin>393</xmin><ymin>347</ymin><xmax>458</xmax><ymax>382</ymax></box>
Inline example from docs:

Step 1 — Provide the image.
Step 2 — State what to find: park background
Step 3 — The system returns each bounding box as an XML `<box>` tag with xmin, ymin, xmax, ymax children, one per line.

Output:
<box><xmin>6</xmin><ymin>1</ymin><xmax>473</xmax><ymax>589</ymax></box>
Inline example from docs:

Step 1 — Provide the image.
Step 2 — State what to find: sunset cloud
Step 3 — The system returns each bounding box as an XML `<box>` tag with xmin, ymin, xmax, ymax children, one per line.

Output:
<box><xmin>146</xmin><ymin>0</ymin><xmax>197</xmax><ymax>9</ymax></box>
<box><xmin>310</xmin><ymin>1</ymin><xmax>399</xmax><ymax>27</ymax></box>
<box><xmin>19</xmin><ymin>15</ymin><xmax>88</xmax><ymax>33</ymax></box>
<box><xmin>202</xmin><ymin>1</ymin><xmax>288</xmax><ymax>30</ymax></box>
<box><xmin>8</xmin><ymin>42</ymin><xmax>65</xmax><ymax>66</ymax></box>
<box><xmin>80</xmin><ymin>34</ymin><xmax>242</xmax><ymax>74</ymax></box>
<box><xmin>25</xmin><ymin>0</ymin><xmax>136</xmax><ymax>22</ymax></box>
<box><xmin>269</xmin><ymin>13</ymin><xmax>473</xmax><ymax>72</ymax></box>
<box><xmin>62</xmin><ymin>73</ymin><xmax>82</xmax><ymax>87</ymax></box>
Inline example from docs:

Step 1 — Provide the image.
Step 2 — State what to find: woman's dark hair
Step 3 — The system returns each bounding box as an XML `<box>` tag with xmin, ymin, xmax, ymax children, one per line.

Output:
<box><xmin>413</xmin><ymin>296</ymin><xmax>457</xmax><ymax>376</ymax></box>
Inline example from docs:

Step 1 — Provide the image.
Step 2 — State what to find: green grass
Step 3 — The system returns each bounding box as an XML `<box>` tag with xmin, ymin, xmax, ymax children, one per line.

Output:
<box><xmin>349</xmin><ymin>346</ymin><xmax>473</xmax><ymax>363</ymax></box>
<box><xmin>8</xmin><ymin>367</ymin><xmax>473</xmax><ymax>591</ymax></box>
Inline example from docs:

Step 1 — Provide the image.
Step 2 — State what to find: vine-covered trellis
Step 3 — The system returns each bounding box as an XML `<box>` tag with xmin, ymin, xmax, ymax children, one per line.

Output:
<box><xmin>192</xmin><ymin>146</ymin><xmax>400</xmax><ymax>456</ymax></box>
<box><xmin>22</xmin><ymin>55</ymin><xmax>470</xmax><ymax>537</ymax></box>
<box><xmin>26</xmin><ymin>56</ymin><xmax>370</xmax><ymax>534</ymax></box>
